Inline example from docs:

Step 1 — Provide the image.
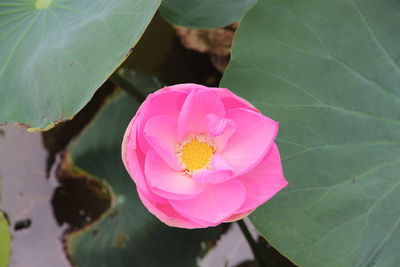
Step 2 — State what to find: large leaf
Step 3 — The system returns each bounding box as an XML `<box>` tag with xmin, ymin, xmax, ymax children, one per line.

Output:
<box><xmin>65</xmin><ymin>90</ymin><xmax>222</xmax><ymax>267</ymax></box>
<box><xmin>159</xmin><ymin>0</ymin><xmax>255</xmax><ymax>29</ymax></box>
<box><xmin>0</xmin><ymin>0</ymin><xmax>160</xmax><ymax>130</ymax></box>
<box><xmin>221</xmin><ymin>0</ymin><xmax>400</xmax><ymax>266</ymax></box>
<box><xmin>0</xmin><ymin>212</ymin><xmax>11</xmax><ymax>267</ymax></box>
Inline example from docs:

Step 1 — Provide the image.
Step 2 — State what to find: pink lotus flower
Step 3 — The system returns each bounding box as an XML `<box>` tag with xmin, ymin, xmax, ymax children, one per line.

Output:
<box><xmin>121</xmin><ymin>84</ymin><xmax>288</xmax><ymax>228</ymax></box>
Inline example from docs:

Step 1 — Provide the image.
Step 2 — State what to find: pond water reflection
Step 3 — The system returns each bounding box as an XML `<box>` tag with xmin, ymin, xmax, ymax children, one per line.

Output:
<box><xmin>0</xmin><ymin>126</ymin><xmax>69</xmax><ymax>267</ymax></box>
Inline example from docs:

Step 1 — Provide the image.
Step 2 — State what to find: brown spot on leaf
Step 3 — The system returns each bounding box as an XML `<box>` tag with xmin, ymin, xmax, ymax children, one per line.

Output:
<box><xmin>115</xmin><ymin>233</ymin><xmax>129</xmax><ymax>248</ymax></box>
<box><xmin>15</xmin><ymin>122</ymin><xmax>31</xmax><ymax>128</ymax></box>
<box><xmin>92</xmin><ymin>228</ymin><xmax>100</xmax><ymax>237</ymax></box>
<box><xmin>108</xmin><ymin>210</ymin><xmax>119</xmax><ymax>219</ymax></box>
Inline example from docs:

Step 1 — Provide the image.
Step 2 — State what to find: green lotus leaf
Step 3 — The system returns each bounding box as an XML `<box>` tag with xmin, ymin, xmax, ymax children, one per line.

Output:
<box><xmin>221</xmin><ymin>0</ymin><xmax>400</xmax><ymax>266</ymax></box>
<box><xmin>0</xmin><ymin>0</ymin><xmax>159</xmax><ymax>130</ymax></box>
<box><xmin>160</xmin><ymin>0</ymin><xmax>255</xmax><ymax>28</ymax></box>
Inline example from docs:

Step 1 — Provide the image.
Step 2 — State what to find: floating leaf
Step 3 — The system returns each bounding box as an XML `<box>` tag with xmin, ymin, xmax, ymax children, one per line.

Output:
<box><xmin>159</xmin><ymin>0</ymin><xmax>255</xmax><ymax>28</ymax></box>
<box><xmin>221</xmin><ymin>0</ymin><xmax>400</xmax><ymax>266</ymax></box>
<box><xmin>0</xmin><ymin>0</ymin><xmax>160</xmax><ymax>129</ymax></box>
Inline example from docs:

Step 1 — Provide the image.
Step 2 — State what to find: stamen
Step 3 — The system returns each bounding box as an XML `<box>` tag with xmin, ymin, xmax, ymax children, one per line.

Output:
<box><xmin>176</xmin><ymin>135</ymin><xmax>215</xmax><ymax>175</ymax></box>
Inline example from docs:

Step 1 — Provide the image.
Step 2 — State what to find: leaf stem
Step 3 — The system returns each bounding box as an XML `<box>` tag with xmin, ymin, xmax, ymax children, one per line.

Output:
<box><xmin>110</xmin><ymin>73</ymin><xmax>146</xmax><ymax>103</ymax></box>
<box><xmin>237</xmin><ymin>219</ymin><xmax>266</xmax><ymax>267</ymax></box>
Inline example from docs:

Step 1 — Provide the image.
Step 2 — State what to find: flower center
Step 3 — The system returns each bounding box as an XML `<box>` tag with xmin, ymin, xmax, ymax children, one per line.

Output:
<box><xmin>176</xmin><ymin>136</ymin><xmax>215</xmax><ymax>174</ymax></box>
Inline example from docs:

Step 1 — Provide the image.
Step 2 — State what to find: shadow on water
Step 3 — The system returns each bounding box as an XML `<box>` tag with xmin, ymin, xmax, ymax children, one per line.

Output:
<box><xmin>51</xmin><ymin>169</ymin><xmax>112</xmax><ymax>233</ymax></box>
<box><xmin>0</xmin><ymin>11</ymin><xmax>295</xmax><ymax>267</ymax></box>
